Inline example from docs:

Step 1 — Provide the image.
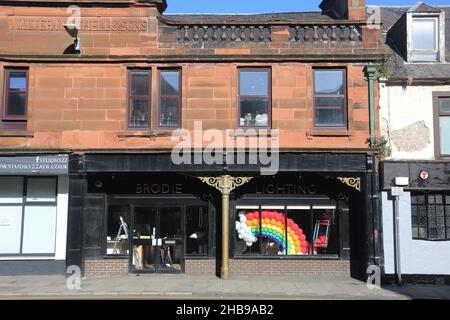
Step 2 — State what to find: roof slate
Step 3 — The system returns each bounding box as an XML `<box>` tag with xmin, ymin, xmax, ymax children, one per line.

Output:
<box><xmin>409</xmin><ymin>2</ymin><xmax>442</xmax><ymax>13</ymax></box>
<box><xmin>371</xmin><ymin>4</ymin><xmax>450</xmax><ymax>81</ymax></box>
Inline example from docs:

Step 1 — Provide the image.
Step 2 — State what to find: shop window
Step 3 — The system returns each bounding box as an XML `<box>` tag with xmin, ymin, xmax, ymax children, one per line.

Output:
<box><xmin>26</xmin><ymin>178</ymin><xmax>57</xmax><ymax>202</ymax></box>
<box><xmin>411</xmin><ymin>193</ymin><xmax>450</xmax><ymax>240</ymax></box>
<box><xmin>0</xmin><ymin>177</ymin><xmax>57</xmax><ymax>255</ymax></box>
<box><xmin>411</xmin><ymin>17</ymin><xmax>439</xmax><ymax>62</ymax></box>
<box><xmin>159</xmin><ymin>69</ymin><xmax>181</xmax><ymax>128</ymax></box>
<box><xmin>235</xmin><ymin>205</ymin><xmax>338</xmax><ymax>256</ymax></box>
<box><xmin>238</xmin><ymin>68</ymin><xmax>271</xmax><ymax>128</ymax></box>
<box><xmin>2</xmin><ymin>69</ymin><xmax>28</xmax><ymax>130</ymax></box>
<box><xmin>186</xmin><ymin>206</ymin><xmax>209</xmax><ymax>255</ymax></box>
<box><xmin>106</xmin><ymin>205</ymin><xmax>131</xmax><ymax>255</ymax></box>
<box><xmin>313</xmin><ymin>69</ymin><xmax>347</xmax><ymax>129</ymax></box>
<box><xmin>128</xmin><ymin>69</ymin><xmax>151</xmax><ymax>129</ymax></box>
<box><xmin>435</xmin><ymin>96</ymin><xmax>450</xmax><ymax>158</ymax></box>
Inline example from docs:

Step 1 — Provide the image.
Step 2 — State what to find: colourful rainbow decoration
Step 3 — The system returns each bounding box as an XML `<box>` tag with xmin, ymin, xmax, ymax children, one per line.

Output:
<box><xmin>244</xmin><ymin>210</ymin><xmax>309</xmax><ymax>255</ymax></box>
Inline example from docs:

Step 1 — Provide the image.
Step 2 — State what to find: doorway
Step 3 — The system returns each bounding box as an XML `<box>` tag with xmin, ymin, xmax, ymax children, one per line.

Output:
<box><xmin>130</xmin><ymin>205</ymin><xmax>184</xmax><ymax>273</ymax></box>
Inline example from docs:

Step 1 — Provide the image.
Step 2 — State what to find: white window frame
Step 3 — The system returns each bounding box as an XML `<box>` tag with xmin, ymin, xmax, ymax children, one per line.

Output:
<box><xmin>407</xmin><ymin>11</ymin><xmax>446</xmax><ymax>63</ymax></box>
<box><xmin>0</xmin><ymin>176</ymin><xmax>58</xmax><ymax>256</ymax></box>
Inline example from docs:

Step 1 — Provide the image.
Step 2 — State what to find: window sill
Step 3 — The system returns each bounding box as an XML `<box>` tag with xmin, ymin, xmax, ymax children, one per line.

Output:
<box><xmin>233</xmin><ymin>255</ymin><xmax>341</xmax><ymax>260</ymax></box>
<box><xmin>0</xmin><ymin>130</ymin><xmax>34</xmax><ymax>137</ymax></box>
<box><xmin>307</xmin><ymin>130</ymin><xmax>353</xmax><ymax>138</ymax></box>
<box><xmin>0</xmin><ymin>256</ymin><xmax>55</xmax><ymax>260</ymax></box>
<box><xmin>103</xmin><ymin>255</ymin><xmax>129</xmax><ymax>259</ymax></box>
<box><xmin>412</xmin><ymin>238</ymin><xmax>450</xmax><ymax>242</ymax></box>
<box><xmin>229</xmin><ymin>129</ymin><xmax>278</xmax><ymax>138</ymax></box>
<box><xmin>117</xmin><ymin>131</ymin><xmax>174</xmax><ymax>138</ymax></box>
<box><xmin>185</xmin><ymin>255</ymin><xmax>212</xmax><ymax>260</ymax></box>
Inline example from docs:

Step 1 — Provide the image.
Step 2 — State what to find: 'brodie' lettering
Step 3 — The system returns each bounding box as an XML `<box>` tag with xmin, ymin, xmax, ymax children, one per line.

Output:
<box><xmin>136</xmin><ymin>184</ymin><xmax>183</xmax><ymax>195</ymax></box>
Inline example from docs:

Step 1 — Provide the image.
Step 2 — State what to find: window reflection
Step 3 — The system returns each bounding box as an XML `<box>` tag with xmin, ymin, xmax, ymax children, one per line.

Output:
<box><xmin>159</xmin><ymin>70</ymin><xmax>181</xmax><ymax>128</ymax></box>
<box><xmin>239</xmin><ymin>69</ymin><xmax>270</xmax><ymax>128</ymax></box>
<box><xmin>412</xmin><ymin>18</ymin><xmax>438</xmax><ymax>61</ymax></box>
<box><xmin>128</xmin><ymin>70</ymin><xmax>150</xmax><ymax>128</ymax></box>
<box><xmin>186</xmin><ymin>206</ymin><xmax>209</xmax><ymax>255</ymax></box>
<box><xmin>313</xmin><ymin>69</ymin><xmax>346</xmax><ymax>128</ymax></box>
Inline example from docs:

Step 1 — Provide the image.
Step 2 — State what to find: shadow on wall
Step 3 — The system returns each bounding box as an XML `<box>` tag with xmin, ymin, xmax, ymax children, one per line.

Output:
<box><xmin>63</xmin><ymin>44</ymin><xmax>79</xmax><ymax>55</ymax></box>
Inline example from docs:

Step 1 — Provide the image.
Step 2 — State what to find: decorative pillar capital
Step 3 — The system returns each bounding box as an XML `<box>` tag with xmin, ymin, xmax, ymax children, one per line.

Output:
<box><xmin>198</xmin><ymin>175</ymin><xmax>253</xmax><ymax>195</ymax></box>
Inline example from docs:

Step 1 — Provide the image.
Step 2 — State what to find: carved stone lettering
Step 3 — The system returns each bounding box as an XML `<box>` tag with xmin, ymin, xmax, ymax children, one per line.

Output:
<box><xmin>9</xmin><ymin>18</ymin><xmax>148</xmax><ymax>32</ymax></box>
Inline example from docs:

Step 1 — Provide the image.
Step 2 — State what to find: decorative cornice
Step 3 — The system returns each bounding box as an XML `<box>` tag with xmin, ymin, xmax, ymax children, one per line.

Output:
<box><xmin>0</xmin><ymin>53</ymin><xmax>388</xmax><ymax>64</ymax></box>
<box><xmin>158</xmin><ymin>14</ymin><xmax>371</xmax><ymax>27</ymax></box>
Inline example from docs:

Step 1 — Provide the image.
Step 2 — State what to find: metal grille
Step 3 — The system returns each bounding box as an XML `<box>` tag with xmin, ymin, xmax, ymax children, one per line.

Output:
<box><xmin>411</xmin><ymin>192</ymin><xmax>450</xmax><ymax>240</ymax></box>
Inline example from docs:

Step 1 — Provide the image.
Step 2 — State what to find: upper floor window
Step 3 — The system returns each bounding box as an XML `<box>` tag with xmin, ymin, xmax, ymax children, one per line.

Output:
<box><xmin>159</xmin><ymin>69</ymin><xmax>181</xmax><ymax>128</ymax></box>
<box><xmin>411</xmin><ymin>17</ymin><xmax>439</xmax><ymax>62</ymax></box>
<box><xmin>2</xmin><ymin>69</ymin><xmax>28</xmax><ymax>130</ymax></box>
<box><xmin>435</xmin><ymin>95</ymin><xmax>450</xmax><ymax>158</ymax></box>
<box><xmin>128</xmin><ymin>69</ymin><xmax>151</xmax><ymax>129</ymax></box>
<box><xmin>313</xmin><ymin>69</ymin><xmax>347</xmax><ymax>129</ymax></box>
<box><xmin>411</xmin><ymin>193</ymin><xmax>450</xmax><ymax>241</ymax></box>
<box><xmin>238</xmin><ymin>68</ymin><xmax>271</xmax><ymax>128</ymax></box>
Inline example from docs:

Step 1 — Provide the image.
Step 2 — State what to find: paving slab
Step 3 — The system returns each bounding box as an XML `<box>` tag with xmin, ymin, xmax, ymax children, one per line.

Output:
<box><xmin>0</xmin><ymin>275</ymin><xmax>448</xmax><ymax>299</ymax></box>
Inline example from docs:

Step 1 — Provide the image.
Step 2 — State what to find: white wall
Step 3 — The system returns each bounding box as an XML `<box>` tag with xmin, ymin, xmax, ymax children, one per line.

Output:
<box><xmin>382</xmin><ymin>191</ymin><xmax>450</xmax><ymax>275</ymax></box>
<box><xmin>55</xmin><ymin>175</ymin><xmax>69</xmax><ymax>260</ymax></box>
<box><xmin>379</xmin><ymin>84</ymin><xmax>450</xmax><ymax>160</ymax></box>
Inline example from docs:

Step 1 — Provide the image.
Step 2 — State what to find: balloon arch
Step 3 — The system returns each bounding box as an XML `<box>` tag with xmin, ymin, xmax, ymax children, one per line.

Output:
<box><xmin>236</xmin><ymin>210</ymin><xmax>310</xmax><ymax>255</ymax></box>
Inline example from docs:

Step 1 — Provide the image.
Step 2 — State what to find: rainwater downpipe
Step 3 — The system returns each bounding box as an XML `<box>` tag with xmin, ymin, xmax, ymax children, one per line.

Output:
<box><xmin>365</xmin><ymin>64</ymin><xmax>377</xmax><ymax>137</ymax></box>
<box><xmin>365</xmin><ymin>65</ymin><xmax>380</xmax><ymax>270</ymax></box>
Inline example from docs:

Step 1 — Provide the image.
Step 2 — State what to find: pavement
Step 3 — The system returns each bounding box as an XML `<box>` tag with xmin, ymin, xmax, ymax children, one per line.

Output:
<box><xmin>0</xmin><ymin>274</ymin><xmax>449</xmax><ymax>300</ymax></box>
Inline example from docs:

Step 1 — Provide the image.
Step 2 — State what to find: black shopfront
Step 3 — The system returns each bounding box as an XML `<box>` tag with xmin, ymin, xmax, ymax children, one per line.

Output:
<box><xmin>66</xmin><ymin>152</ymin><xmax>382</xmax><ymax>279</ymax></box>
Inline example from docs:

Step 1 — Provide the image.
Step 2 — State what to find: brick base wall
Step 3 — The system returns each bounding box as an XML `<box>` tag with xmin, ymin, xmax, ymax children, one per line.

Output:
<box><xmin>84</xmin><ymin>258</ymin><xmax>349</xmax><ymax>277</ymax></box>
<box><xmin>84</xmin><ymin>259</ymin><xmax>128</xmax><ymax>277</ymax></box>
<box><xmin>229</xmin><ymin>259</ymin><xmax>350</xmax><ymax>276</ymax></box>
<box><xmin>185</xmin><ymin>259</ymin><xmax>216</xmax><ymax>275</ymax></box>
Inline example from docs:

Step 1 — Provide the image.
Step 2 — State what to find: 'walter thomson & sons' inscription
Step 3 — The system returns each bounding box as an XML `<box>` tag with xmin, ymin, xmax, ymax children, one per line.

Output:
<box><xmin>9</xmin><ymin>18</ymin><xmax>148</xmax><ymax>32</ymax></box>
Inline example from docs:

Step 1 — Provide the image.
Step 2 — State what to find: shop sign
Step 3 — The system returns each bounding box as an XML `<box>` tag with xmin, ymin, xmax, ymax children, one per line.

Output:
<box><xmin>255</xmin><ymin>183</ymin><xmax>317</xmax><ymax>195</ymax></box>
<box><xmin>0</xmin><ymin>155</ymin><xmax>68</xmax><ymax>175</ymax></box>
<box><xmin>136</xmin><ymin>183</ymin><xmax>183</xmax><ymax>195</ymax></box>
<box><xmin>9</xmin><ymin>18</ymin><xmax>148</xmax><ymax>32</ymax></box>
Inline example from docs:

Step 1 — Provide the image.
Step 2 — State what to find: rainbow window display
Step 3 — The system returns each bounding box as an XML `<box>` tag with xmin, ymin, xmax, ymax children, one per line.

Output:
<box><xmin>236</xmin><ymin>210</ymin><xmax>310</xmax><ymax>255</ymax></box>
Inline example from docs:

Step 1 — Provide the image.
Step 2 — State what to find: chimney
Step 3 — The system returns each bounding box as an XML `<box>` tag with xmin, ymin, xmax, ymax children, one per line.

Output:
<box><xmin>136</xmin><ymin>0</ymin><xmax>167</xmax><ymax>13</ymax></box>
<box><xmin>320</xmin><ymin>0</ymin><xmax>366</xmax><ymax>20</ymax></box>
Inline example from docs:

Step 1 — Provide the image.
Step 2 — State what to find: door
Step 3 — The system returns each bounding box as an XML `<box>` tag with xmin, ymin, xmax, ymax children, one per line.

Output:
<box><xmin>130</xmin><ymin>205</ymin><xmax>183</xmax><ymax>273</ymax></box>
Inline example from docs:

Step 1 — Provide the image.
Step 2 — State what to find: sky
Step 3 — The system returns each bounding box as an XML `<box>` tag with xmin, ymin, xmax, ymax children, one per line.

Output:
<box><xmin>165</xmin><ymin>0</ymin><xmax>450</xmax><ymax>14</ymax></box>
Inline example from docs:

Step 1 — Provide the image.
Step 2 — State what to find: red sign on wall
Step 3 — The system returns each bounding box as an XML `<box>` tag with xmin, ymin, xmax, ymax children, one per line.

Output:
<box><xmin>419</xmin><ymin>171</ymin><xmax>429</xmax><ymax>180</ymax></box>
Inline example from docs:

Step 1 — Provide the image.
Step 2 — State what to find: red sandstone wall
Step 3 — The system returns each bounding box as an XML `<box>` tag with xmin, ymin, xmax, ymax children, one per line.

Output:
<box><xmin>0</xmin><ymin>62</ymin><xmax>377</xmax><ymax>150</ymax></box>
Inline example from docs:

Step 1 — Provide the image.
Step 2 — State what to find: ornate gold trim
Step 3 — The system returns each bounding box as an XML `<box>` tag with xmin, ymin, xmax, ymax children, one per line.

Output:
<box><xmin>337</xmin><ymin>177</ymin><xmax>361</xmax><ymax>192</ymax></box>
<box><xmin>198</xmin><ymin>175</ymin><xmax>253</xmax><ymax>195</ymax></box>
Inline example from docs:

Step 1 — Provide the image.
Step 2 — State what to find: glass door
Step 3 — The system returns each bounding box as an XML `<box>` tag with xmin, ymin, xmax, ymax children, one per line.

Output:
<box><xmin>130</xmin><ymin>206</ymin><xmax>158</xmax><ymax>272</ymax></box>
<box><xmin>130</xmin><ymin>205</ymin><xmax>183</xmax><ymax>273</ymax></box>
<box><xmin>159</xmin><ymin>207</ymin><xmax>183</xmax><ymax>272</ymax></box>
